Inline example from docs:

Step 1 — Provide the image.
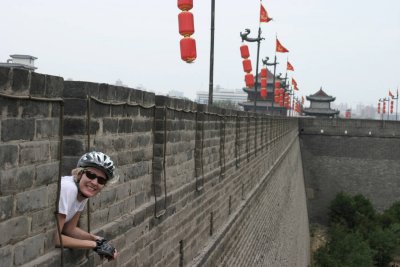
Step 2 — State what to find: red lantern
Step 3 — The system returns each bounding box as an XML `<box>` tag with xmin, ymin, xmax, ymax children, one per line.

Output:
<box><xmin>261</xmin><ymin>78</ymin><xmax>267</xmax><ymax>88</ymax></box>
<box><xmin>180</xmin><ymin>37</ymin><xmax>197</xmax><ymax>63</ymax></box>
<box><xmin>383</xmin><ymin>102</ymin><xmax>386</xmax><ymax>113</ymax></box>
<box><xmin>240</xmin><ymin>44</ymin><xmax>250</xmax><ymax>59</ymax></box>
<box><xmin>260</xmin><ymin>88</ymin><xmax>267</xmax><ymax>98</ymax></box>
<box><xmin>245</xmin><ymin>73</ymin><xmax>254</xmax><ymax>88</ymax></box>
<box><xmin>178</xmin><ymin>0</ymin><xmax>193</xmax><ymax>11</ymax></box>
<box><xmin>242</xmin><ymin>59</ymin><xmax>252</xmax><ymax>73</ymax></box>
<box><xmin>275</xmin><ymin>80</ymin><xmax>280</xmax><ymax>89</ymax></box>
<box><xmin>260</xmin><ymin>68</ymin><xmax>267</xmax><ymax>78</ymax></box>
<box><xmin>178</xmin><ymin>11</ymin><xmax>194</xmax><ymax>37</ymax></box>
<box><xmin>390</xmin><ymin>101</ymin><xmax>394</xmax><ymax>113</ymax></box>
<box><xmin>377</xmin><ymin>103</ymin><xmax>381</xmax><ymax>113</ymax></box>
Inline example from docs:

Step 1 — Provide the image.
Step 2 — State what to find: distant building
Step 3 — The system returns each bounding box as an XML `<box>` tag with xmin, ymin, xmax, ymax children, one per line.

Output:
<box><xmin>168</xmin><ymin>90</ymin><xmax>185</xmax><ymax>99</ymax></box>
<box><xmin>303</xmin><ymin>87</ymin><xmax>339</xmax><ymax>118</ymax></box>
<box><xmin>0</xmin><ymin>54</ymin><xmax>38</xmax><ymax>71</ymax></box>
<box><xmin>196</xmin><ymin>86</ymin><xmax>247</xmax><ymax>105</ymax></box>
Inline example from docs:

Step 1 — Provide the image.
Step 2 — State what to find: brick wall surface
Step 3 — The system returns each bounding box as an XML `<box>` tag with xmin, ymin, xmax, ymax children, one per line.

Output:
<box><xmin>300</xmin><ymin>117</ymin><xmax>400</xmax><ymax>225</ymax></box>
<box><xmin>0</xmin><ymin>66</ymin><xmax>309</xmax><ymax>267</ymax></box>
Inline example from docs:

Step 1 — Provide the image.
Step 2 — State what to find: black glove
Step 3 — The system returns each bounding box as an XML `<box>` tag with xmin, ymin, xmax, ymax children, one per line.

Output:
<box><xmin>94</xmin><ymin>239</ymin><xmax>116</xmax><ymax>260</ymax></box>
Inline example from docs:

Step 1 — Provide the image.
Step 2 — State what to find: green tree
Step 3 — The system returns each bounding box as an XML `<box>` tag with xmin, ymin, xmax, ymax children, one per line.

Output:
<box><xmin>315</xmin><ymin>224</ymin><xmax>374</xmax><ymax>267</ymax></box>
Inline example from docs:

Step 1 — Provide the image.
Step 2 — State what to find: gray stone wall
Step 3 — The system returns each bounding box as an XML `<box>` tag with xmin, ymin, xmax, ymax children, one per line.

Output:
<box><xmin>0</xmin><ymin>67</ymin><xmax>64</xmax><ymax>266</ymax></box>
<box><xmin>300</xmin><ymin>117</ymin><xmax>400</xmax><ymax>225</ymax></box>
<box><xmin>0</xmin><ymin>66</ymin><xmax>308</xmax><ymax>267</ymax></box>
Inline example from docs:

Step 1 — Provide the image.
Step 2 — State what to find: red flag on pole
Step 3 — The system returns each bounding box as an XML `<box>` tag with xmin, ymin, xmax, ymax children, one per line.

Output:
<box><xmin>389</xmin><ymin>90</ymin><xmax>394</xmax><ymax>98</ymax></box>
<box><xmin>260</xmin><ymin>4</ymin><xmax>272</xmax><ymax>23</ymax></box>
<box><xmin>287</xmin><ymin>61</ymin><xmax>294</xmax><ymax>71</ymax></box>
<box><xmin>276</xmin><ymin>38</ymin><xmax>289</xmax><ymax>53</ymax></box>
<box><xmin>292</xmin><ymin>78</ymin><xmax>299</xmax><ymax>90</ymax></box>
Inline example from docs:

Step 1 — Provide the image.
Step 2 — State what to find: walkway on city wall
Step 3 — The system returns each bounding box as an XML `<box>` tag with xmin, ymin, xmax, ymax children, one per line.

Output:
<box><xmin>190</xmin><ymin>137</ymin><xmax>310</xmax><ymax>267</ymax></box>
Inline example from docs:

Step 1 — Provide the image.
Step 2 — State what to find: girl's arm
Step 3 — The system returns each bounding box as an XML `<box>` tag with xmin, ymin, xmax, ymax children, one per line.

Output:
<box><xmin>55</xmin><ymin>212</ymin><xmax>97</xmax><ymax>249</ymax></box>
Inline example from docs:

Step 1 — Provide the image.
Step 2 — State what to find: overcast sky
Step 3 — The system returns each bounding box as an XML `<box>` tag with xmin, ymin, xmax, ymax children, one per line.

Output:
<box><xmin>1</xmin><ymin>0</ymin><xmax>399</xmax><ymax>108</ymax></box>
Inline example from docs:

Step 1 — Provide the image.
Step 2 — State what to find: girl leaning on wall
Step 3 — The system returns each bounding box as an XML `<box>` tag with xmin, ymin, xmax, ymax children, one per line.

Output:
<box><xmin>55</xmin><ymin>151</ymin><xmax>118</xmax><ymax>261</ymax></box>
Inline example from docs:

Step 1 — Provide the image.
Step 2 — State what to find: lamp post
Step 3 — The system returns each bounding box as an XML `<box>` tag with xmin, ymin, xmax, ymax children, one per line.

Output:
<box><xmin>262</xmin><ymin>56</ymin><xmax>278</xmax><ymax>115</ymax></box>
<box><xmin>208</xmin><ymin>0</ymin><xmax>215</xmax><ymax>105</ymax></box>
<box><xmin>378</xmin><ymin>98</ymin><xmax>389</xmax><ymax>120</ymax></box>
<box><xmin>240</xmin><ymin>28</ymin><xmax>264</xmax><ymax>113</ymax></box>
<box><xmin>390</xmin><ymin>90</ymin><xmax>398</xmax><ymax>121</ymax></box>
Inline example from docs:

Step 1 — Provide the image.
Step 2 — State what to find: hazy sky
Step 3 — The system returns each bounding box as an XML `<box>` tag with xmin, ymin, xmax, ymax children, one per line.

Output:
<box><xmin>1</xmin><ymin>0</ymin><xmax>399</xmax><ymax>108</ymax></box>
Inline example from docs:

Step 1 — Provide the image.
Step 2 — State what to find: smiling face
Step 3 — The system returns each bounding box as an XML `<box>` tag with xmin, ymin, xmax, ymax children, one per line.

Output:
<box><xmin>78</xmin><ymin>167</ymin><xmax>107</xmax><ymax>198</ymax></box>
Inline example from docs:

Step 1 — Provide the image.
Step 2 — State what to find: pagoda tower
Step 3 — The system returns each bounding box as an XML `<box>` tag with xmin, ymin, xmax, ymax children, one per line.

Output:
<box><xmin>303</xmin><ymin>87</ymin><xmax>339</xmax><ymax>118</ymax></box>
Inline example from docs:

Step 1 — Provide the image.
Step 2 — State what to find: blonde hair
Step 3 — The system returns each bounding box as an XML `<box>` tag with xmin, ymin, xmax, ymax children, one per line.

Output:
<box><xmin>71</xmin><ymin>167</ymin><xmax>84</xmax><ymax>182</ymax></box>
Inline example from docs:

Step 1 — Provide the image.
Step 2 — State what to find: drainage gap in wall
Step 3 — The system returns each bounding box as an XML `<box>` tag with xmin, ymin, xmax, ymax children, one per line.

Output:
<box><xmin>228</xmin><ymin>195</ymin><xmax>232</xmax><ymax>215</ymax></box>
<box><xmin>179</xmin><ymin>240</ymin><xmax>184</xmax><ymax>267</ymax></box>
<box><xmin>210</xmin><ymin>211</ymin><xmax>214</xmax><ymax>236</ymax></box>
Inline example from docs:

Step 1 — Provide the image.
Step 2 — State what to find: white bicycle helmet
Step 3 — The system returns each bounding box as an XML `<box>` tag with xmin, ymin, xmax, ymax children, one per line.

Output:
<box><xmin>77</xmin><ymin>151</ymin><xmax>115</xmax><ymax>179</ymax></box>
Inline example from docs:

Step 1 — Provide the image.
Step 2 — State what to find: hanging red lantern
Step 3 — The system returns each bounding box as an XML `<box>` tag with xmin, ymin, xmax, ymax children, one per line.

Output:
<box><xmin>242</xmin><ymin>59</ymin><xmax>252</xmax><ymax>73</ymax></box>
<box><xmin>240</xmin><ymin>44</ymin><xmax>250</xmax><ymax>59</ymax></box>
<box><xmin>245</xmin><ymin>73</ymin><xmax>255</xmax><ymax>88</ymax></box>
<box><xmin>260</xmin><ymin>68</ymin><xmax>267</xmax><ymax>78</ymax></box>
<box><xmin>260</xmin><ymin>88</ymin><xmax>267</xmax><ymax>98</ymax></box>
<box><xmin>383</xmin><ymin>102</ymin><xmax>386</xmax><ymax>113</ymax></box>
<box><xmin>390</xmin><ymin>101</ymin><xmax>394</xmax><ymax>113</ymax></box>
<box><xmin>275</xmin><ymin>80</ymin><xmax>280</xmax><ymax>89</ymax></box>
<box><xmin>261</xmin><ymin>78</ymin><xmax>267</xmax><ymax>88</ymax></box>
<box><xmin>178</xmin><ymin>0</ymin><xmax>193</xmax><ymax>11</ymax></box>
<box><xmin>178</xmin><ymin>11</ymin><xmax>194</xmax><ymax>37</ymax></box>
<box><xmin>377</xmin><ymin>103</ymin><xmax>381</xmax><ymax>113</ymax></box>
<box><xmin>180</xmin><ymin>37</ymin><xmax>197</xmax><ymax>63</ymax></box>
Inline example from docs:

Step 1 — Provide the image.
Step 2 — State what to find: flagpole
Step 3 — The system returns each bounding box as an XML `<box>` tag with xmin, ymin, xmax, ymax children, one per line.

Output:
<box><xmin>396</xmin><ymin>88</ymin><xmax>398</xmax><ymax>121</ymax></box>
<box><xmin>208</xmin><ymin>0</ymin><xmax>215</xmax><ymax>105</ymax></box>
<box><xmin>387</xmin><ymin>98</ymin><xmax>390</xmax><ymax>120</ymax></box>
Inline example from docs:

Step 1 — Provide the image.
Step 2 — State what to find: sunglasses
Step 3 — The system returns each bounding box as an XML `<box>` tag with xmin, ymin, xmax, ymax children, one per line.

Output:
<box><xmin>83</xmin><ymin>170</ymin><xmax>107</xmax><ymax>185</ymax></box>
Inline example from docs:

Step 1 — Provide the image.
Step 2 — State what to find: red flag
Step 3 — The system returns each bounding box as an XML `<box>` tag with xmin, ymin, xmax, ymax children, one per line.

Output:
<box><xmin>287</xmin><ymin>61</ymin><xmax>294</xmax><ymax>71</ymax></box>
<box><xmin>292</xmin><ymin>78</ymin><xmax>299</xmax><ymax>90</ymax></box>
<box><xmin>276</xmin><ymin>38</ymin><xmax>289</xmax><ymax>53</ymax></box>
<box><xmin>260</xmin><ymin>4</ymin><xmax>272</xmax><ymax>23</ymax></box>
<box><xmin>389</xmin><ymin>90</ymin><xmax>394</xmax><ymax>98</ymax></box>
<box><xmin>301</xmin><ymin>96</ymin><xmax>305</xmax><ymax>104</ymax></box>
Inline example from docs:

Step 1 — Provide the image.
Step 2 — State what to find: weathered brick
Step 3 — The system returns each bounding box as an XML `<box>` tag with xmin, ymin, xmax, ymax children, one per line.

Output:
<box><xmin>30</xmin><ymin>72</ymin><xmax>46</xmax><ymax>96</ymax></box>
<box><xmin>31</xmin><ymin>208</ymin><xmax>55</xmax><ymax>233</ymax></box>
<box><xmin>0</xmin><ymin>195</ymin><xmax>13</xmax><ymax>221</ymax></box>
<box><xmin>14</xmin><ymin>234</ymin><xmax>45</xmax><ymax>265</ymax></box>
<box><xmin>103</xmin><ymin>118</ymin><xmax>118</xmax><ymax>134</ymax></box>
<box><xmin>11</xmin><ymin>68</ymin><xmax>30</xmax><ymax>94</ymax></box>
<box><xmin>63</xmin><ymin>98</ymin><xmax>87</xmax><ymax>116</ymax></box>
<box><xmin>16</xmin><ymin>187</ymin><xmax>48</xmax><ymax>214</ymax></box>
<box><xmin>111</xmin><ymin>105</ymin><xmax>125</xmax><ymax>117</ymax></box>
<box><xmin>0</xmin><ymin>216</ymin><xmax>30</xmax><ymax>246</ymax></box>
<box><xmin>0</xmin><ymin>166</ymin><xmax>35</xmax><ymax>194</ymax></box>
<box><xmin>1</xmin><ymin>118</ymin><xmax>35</xmax><ymax>142</ymax></box>
<box><xmin>36</xmin><ymin>118</ymin><xmax>60</xmax><ymax>139</ymax></box>
<box><xmin>45</xmin><ymin>75</ymin><xmax>63</xmax><ymax>98</ymax></box>
<box><xmin>19</xmin><ymin>141</ymin><xmax>50</xmax><ymax>165</ymax></box>
<box><xmin>63</xmin><ymin>138</ymin><xmax>85</xmax><ymax>156</ymax></box>
<box><xmin>0</xmin><ymin>67</ymin><xmax>12</xmax><ymax>91</ymax></box>
<box><xmin>91</xmin><ymin>100</ymin><xmax>111</xmax><ymax>118</ymax></box>
<box><xmin>36</xmin><ymin>162</ymin><xmax>59</xmax><ymax>186</ymax></box>
<box><xmin>0</xmin><ymin>144</ymin><xmax>18</xmax><ymax>169</ymax></box>
<box><xmin>63</xmin><ymin>118</ymin><xmax>86</xmax><ymax>135</ymax></box>
<box><xmin>0</xmin><ymin>245</ymin><xmax>13</xmax><ymax>267</ymax></box>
